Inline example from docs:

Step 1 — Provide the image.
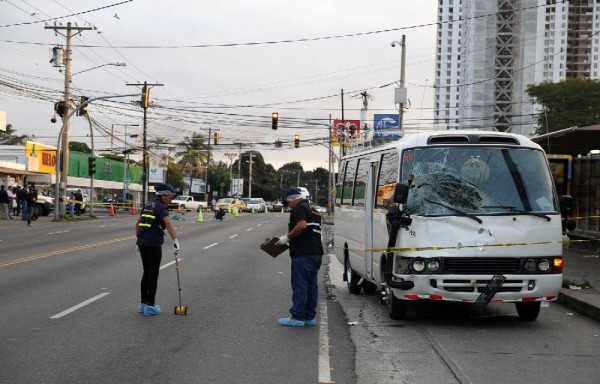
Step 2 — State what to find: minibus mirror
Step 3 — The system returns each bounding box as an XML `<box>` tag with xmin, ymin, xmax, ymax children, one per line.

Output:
<box><xmin>559</xmin><ymin>195</ymin><xmax>573</xmax><ymax>217</ymax></box>
<box><xmin>393</xmin><ymin>183</ymin><xmax>409</xmax><ymax>205</ymax></box>
<box><xmin>563</xmin><ymin>219</ymin><xmax>576</xmax><ymax>232</ymax></box>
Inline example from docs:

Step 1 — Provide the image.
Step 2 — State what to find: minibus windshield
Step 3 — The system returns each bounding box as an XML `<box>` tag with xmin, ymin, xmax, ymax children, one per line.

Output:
<box><xmin>401</xmin><ymin>147</ymin><xmax>557</xmax><ymax>216</ymax></box>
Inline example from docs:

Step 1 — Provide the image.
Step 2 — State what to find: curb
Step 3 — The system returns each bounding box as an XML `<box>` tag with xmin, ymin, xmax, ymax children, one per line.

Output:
<box><xmin>557</xmin><ymin>288</ymin><xmax>600</xmax><ymax>322</ymax></box>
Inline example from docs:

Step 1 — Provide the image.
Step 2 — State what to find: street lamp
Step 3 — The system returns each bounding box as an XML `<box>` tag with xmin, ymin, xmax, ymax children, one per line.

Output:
<box><xmin>71</xmin><ymin>62</ymin><xmax>126</xmax><ymax>78</ymax></box>
<box><xmin>391</xmin><ymin>36</ymin><xmax>406</xmax><ymax>131</ymax></box>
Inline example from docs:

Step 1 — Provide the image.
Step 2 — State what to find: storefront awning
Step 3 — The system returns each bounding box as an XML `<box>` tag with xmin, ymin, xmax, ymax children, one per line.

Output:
<box><xmin>0</xmin><ymin>166</ymin><xmax>44</xmax><ymax>176</ymax></box>
<box><xmin>531</xmin><ymin>125</ymin><xmax>600</xmax><ymax>156</ymax></box>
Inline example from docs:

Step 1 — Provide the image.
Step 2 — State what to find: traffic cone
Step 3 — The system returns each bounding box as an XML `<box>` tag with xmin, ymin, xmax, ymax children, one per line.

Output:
<box><xmin>252</xmin><ymin>208</ymin><xmax>255</xmax><ymax>214</ymax></box>
<box><xmin>281</xmin><ymin>207</ymin><xmax>284</xmax><ymax>214</ymax></box>
<box><xmin>131</xmin><ymin>204</ymin><xmax>137</xmax><ymax>215</ymax></box>
<box><xmin>233</xmin><ymin>207</ymin><xmax>239</xmax><ymax>217</ymax></box>
<box><xmin>109</xmin><ymin>203</ymin><xmax>115</xmax><ymax>217</ymax></box>
<box><xmin>197</xmin><ymin>209</ymin><xmax>203</xmax><ymax>222</ymax></box>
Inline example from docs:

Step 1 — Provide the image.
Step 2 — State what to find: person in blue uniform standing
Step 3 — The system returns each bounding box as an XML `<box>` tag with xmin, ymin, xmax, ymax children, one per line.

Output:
<box><xmin>276</xmin><ymin>187</ymin><xmax>324</xmax><ymax>327</ymax></box>
<box><xmin>135</xmin><ymin>183</ymin><xmax>180</xmax><ymax>316</ymax></box>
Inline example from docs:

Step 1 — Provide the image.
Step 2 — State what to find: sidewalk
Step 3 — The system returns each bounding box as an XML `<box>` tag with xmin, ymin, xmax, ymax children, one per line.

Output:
<box><xmin>558</xmin><ymin>241</ymin><xmax>600</xmax><ymax>322</ymax></box>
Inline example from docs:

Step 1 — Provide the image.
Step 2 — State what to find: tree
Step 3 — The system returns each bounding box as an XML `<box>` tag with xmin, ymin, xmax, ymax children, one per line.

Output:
<box><xmin>277</xmin><ymin>162</ymin><xmax>304</xmax><ymax>191</ymax></box>
<box><xmin>149</xmin><ymin>136</ymin><xmax>170</xmax><ymax>146</ymax></box>
<box><xmin>526</xmin><ymin>79</ymin><xmax>600</xmax><ymax>135</ymax></box>
<box><xmin>0</xmin><ymin>124</ymin><xmax>29</xmax><ymax>145</ymax></box>
<box><xmin>208</xmin><ymin>161</ymin><xmax>230</xmax><ymax>198</ymax></box>
<box><xmin>69</xmin><ymin>141</ymin><xmax>92</xmax><ymax>153</ymax></box>
<box><xmin>175</xmin><ymin>133</ymin><xmax>207</xmax><ymax>178</ymax></box>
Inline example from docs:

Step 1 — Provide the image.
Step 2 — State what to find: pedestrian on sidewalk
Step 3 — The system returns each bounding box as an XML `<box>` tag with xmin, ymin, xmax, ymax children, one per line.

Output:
<box><xmin>14</xmin><ymin>185</ymin><xmax>21</xmax><ymax>217</ymax></box>
<box><xmin>25</xmin><ymin>185</ymin><xmax>36</xmax><ymax>227</ymax></box>
<box><xmin>7</xmin><ymin>186</ymin><xmax>15</xmax><ymax>219</ymax></box>
<box><xmin>0</xmin><ymin>185</ymin><xmax>9</xmax><ymax>220</ymax></box>
<box><xmin>135</xmin><ymin>183</ymin><xmax>180</xmax><ymax>316</ymax></box>
<box><xmin>276</xmin><ymin>187</ymin><xmax>324</xmax><ymax>327</ymax></box>
<box><xmin>17</xmin><ymin>185</ymin><xmax>28</xmax><ymax>220</ymax></box>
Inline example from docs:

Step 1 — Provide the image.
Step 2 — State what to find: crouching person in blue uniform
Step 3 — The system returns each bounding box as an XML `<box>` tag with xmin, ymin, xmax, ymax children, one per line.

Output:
<box><xmin>276</xmin><ymin>187</ymin><xmax>324</xmax><ymax>327</ymax></box>
<box><xmin>135</xmin><ymin>183</ymin><xmax>180</xmax><ymax>316</ymax></box>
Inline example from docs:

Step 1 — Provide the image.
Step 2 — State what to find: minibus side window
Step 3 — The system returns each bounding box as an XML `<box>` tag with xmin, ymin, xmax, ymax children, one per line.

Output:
<box><xmin>341</xmin><ymin>159</ymin><xmax>357</xmax><ymax>206</ymax></box>
<box><xmin>376</xmin><ymin>151</ymin><xmax>399</xmax><ymax>208</ymax></box>
<box><xmin>354</xmin><ymin>158</ymin><xmax>370</xmax><ymax>207</ymax></box>
<box><xmin>335</xmin><ymin>161</ymin><xmax>346</xmax><ymax>206</ymax></box>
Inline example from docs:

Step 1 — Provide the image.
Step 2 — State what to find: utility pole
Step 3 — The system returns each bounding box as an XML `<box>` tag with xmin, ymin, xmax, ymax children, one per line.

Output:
<box><xmin>328</xmin><ymin>114</ymin><xmax>333</xmax><ymax>215</ymax></box>
<box><xmin>126</xmin><ymin>81</ymin><xmax>163</xmax><ymax>206</ymax></box>
<box><xmin>224</xmin><ymin>153</ymin><xmax>237</xmax><ymax>197</ymax></box>
<box><xmin>45</xmin><ymin>22</ymin><xmax>92</xmax><ymax>216</ymax></box>
<box><xmin>248</xmin><ymin>152</ymin><xmax>253</xmax><ymax>198</ymax></box>
<box><xmin>237</xmin><ymin>143</ymin><xmax>242</xmax><ymax>197</ymax></box>
<box><xmin>205</xmin><ymin>126</ymin><xmax>211</xmax><ymax>202</ymax></box>
<box><xmin>391</xmin><ymin>35</ymin><xmax>407</xmax><ymax>131</ymax></box>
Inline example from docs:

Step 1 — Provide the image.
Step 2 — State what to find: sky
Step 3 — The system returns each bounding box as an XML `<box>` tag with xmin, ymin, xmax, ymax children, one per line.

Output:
<box><xmin>0</xmin><ymin>0</ymin><xmax>438</xmax><ymax>172</ymax></box>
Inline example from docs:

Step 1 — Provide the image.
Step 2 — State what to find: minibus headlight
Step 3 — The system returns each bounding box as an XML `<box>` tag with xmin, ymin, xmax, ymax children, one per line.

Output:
<box><xmin>524</xmin><ymin>259</ymin><xmax>537</xmax><ymax>273</ymax></box>
<box><xmin>412</xmin><ymin>259</ymin><xmax>426</xmax><ymax>272</ymax></box>
<box><xmin>427</xmin><ymin>260</ymin><xmax>441</xmax><ymax>272</ymax></box>
<box><xmin>538</xmin><ymin>259</ymin><xmax>551</xmax><ymax>272</ymax></box>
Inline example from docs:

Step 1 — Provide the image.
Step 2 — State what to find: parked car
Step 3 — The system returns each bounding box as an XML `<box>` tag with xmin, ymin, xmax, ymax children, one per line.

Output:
<box><xmin>216</xmin><ymin>198</ymin><xmax>246</xmax><ymax>212</ymax></box>
<box><xmin>272</xmin><ymin>201</ymin><xmax>283</xmax><ymax>212</ymax></box>
<box><xmin>265</xmin><ymin>201</ymin><xmax>274</xmax><ymax>212</ymax></box>
<box><xmin>170</xmin><ymin>195</ymin><xmax>207</xmax><ymax>211</ymax></box>
<box><xmin>34</xmin><ymin>195</ymin><xmax>54</xmax><ymax>216</ymax></box>
<box><xmin>245</xmin><ymin>198</ymin><xmax>266</xmax><ymax>212</ymax></box>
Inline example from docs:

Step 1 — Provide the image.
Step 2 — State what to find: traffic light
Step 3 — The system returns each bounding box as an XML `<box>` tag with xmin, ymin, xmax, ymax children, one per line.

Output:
<box><xmin>88</xmin><ymin>156</ymin><xmax>96</xmax><ymax>176</ymax></box>
<box><xmin>77</xmin><ymin>96</ymin><xmax>89</xmax><ymax>116</ymax></box>
<box><xmin>294</xmin><ymin>134</ymin><xmax>300</xmax><ymax>149</ymax></box>
<box><xmin>271</xmin><ymin>112</ymin><xmax>279</xmax><ymax>130</ymax></box>
<box><xmin>214</xmin><ymin>132</ymin><xmax>219</xmax><ymax>145</ymax></box>
<box><xmin>142</xmin><ymin>85</ymin><xmax>150</xmax><ymax>109</ymax></box>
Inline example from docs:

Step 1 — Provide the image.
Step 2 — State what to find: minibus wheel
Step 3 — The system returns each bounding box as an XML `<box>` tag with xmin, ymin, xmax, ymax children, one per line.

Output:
<box><xmin>515</xmin><ymin>302</ymin><xmax>541</xmax><ymax>321</ymax></box>
<box><xmin>386</xmin><ymin>288</ymin><xmax>407</xmax><ymax>320</ymax></box>
<box><xmin>345</xmin><ymin>256</ymin><xmax>363</xmax><ymax>295</ymax></box>
<box><xmin>362</xmin><ymin>281</ymin><xmax>377</xmax><ymax>295</ymax></box>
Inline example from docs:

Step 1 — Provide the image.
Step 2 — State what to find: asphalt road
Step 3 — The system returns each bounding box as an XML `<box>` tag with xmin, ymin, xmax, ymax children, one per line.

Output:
<box><xmin>0</xmin><ymin>212</ymin><xmax>354</xmax><ymax>384</ymax></box>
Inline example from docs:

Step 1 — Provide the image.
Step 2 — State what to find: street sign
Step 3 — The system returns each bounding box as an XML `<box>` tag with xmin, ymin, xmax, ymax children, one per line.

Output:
<box><xmin>123</xmin><ymin>177</ymin><xmax>131</xmax><ymax>182</ymax></box>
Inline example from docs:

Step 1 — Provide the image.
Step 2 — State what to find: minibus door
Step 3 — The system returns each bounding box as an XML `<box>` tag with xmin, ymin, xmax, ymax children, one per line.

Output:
<box><xmin>364</xmin><ymin>161</ymin><xmax>379</xmax><ymax>279</ymax></box>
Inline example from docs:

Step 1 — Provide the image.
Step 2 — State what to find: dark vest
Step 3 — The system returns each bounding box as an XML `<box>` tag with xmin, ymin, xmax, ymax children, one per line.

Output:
<box><xmin>288</xmin><ymin>200</ymin><xmax>323</xmax><ymax>257</ymax></box>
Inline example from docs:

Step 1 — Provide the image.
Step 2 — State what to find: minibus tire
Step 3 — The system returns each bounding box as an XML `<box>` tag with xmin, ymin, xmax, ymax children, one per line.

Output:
<box><xmin>345</xmin><ymin>257</ymin><xmax>363</xmax><ymax>295</ymax></box>
<box><xmin>362</xmin><ymin>281</ymin><xmax>377</xmax><ymax>295</ymax></box>
<box><xmin>515</xmin><ymin>302</ymin><xmax>541</xmax><ymax>321</ymax></box>
<box><xmin>387</xmin><ymin>289</ymin><xmax>407</xmax><ymax>320</ymax></box>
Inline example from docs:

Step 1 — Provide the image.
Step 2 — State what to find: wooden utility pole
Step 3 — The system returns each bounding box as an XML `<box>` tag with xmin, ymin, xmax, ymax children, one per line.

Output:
<box><xmin>45</xmin><ymin>22</ymin><xmax>92</xmax><ymax>216</ymax></box>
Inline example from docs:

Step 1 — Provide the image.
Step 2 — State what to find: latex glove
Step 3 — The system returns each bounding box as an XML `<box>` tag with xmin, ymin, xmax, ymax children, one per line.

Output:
<box><xmin>173</xmin><ymin>239</ymin><xmax>180</xmax><ymax>255</ymax></box>
<box><xmin>135</xmin><ymin>244</ymin><xmax>140</xmax><ymax>255</ymax></box>
<box><xmin>276</xmin><ymin>235</ymin><xmax>289</xmax><ymax>246</ymax></box>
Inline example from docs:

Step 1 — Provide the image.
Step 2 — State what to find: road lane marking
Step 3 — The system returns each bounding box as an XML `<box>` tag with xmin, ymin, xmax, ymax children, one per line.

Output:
<box><xmin>45</xmin><ymin>230</ymin><xmax>70</xmax><ymax>235</ymax></box>
<box><xmin>0</xmin><ymin>235</ymin><xmax>135</xmax><ymax>268</ymax></box>
<box><xmin>229</xmin><ymin>234</ymin><xmax>238</xmax><ymax>239</ymax></box>
<box><xmin>318</xmin><ymin>301</ymin><xmax>334</xmax><ymax>383</ymax></box>
<box><xmin>204</xmin><ymin>243</ymin><xmax>218</xmax><ymax>249</ymax></box>
<box><xmin>50</xmin><ymin>292</ymin><xmax>110</xmax><ymax>319</ymax></box>
<box><xmin>257</xmin><ymin>224</ymin><xmax>262</xmax><ymax>227</ymax></box>
<box><xmin>246</xmin><ymin>228</ymin><xmax>253</xmax><ymax>232</ymax></box>
<box><xmin>160</xmin><ymin>258</ymin><xmax>181</xmax><ymax>270</ymax></box>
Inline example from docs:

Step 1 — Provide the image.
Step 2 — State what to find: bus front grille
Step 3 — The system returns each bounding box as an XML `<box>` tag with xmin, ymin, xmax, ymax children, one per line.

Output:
<box><xmin>443</xmin><ymin>258</ymin><xmax>521</xmax><ymax>274</ymax></box>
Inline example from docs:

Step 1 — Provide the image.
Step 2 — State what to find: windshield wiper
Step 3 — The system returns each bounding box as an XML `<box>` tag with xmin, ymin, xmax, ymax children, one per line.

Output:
<box><xmin>424</xmin><ymin>198</ymin><xmax>483</xmax><ymax>223</ymax></box>
<box><xmin>481</xmin><ymin>205</ymin><xmax>551</xmax><ymax>221</ymax></box>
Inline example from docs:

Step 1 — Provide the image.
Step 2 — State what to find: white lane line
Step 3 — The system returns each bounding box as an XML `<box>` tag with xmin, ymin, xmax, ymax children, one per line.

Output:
<box><xmin>229</xmin><ymin>234</ymin><xmax>239</xmax><ymax>239</ymax></box>
<box><xmin>257</xmin><ymin>224</ymin><xmax>262</xmax><ymax>227</ymax></box>
<box><xmin>45</xmin><ymin>230</ymin><xmax>70</xmax><ymax>235</ymax></box>
<box><xmin>50</xmin><ymin>292</ymin><xmax>110</xmax><ymax>319</ymax></box>
<box><xmin>204</xmin><ymin>243</ymin><xmax>218</xmax><ymax>249</ymax></box>
<box><xmin>318</xmin><ymin>301</ymin><xmax>334</xmax><ymax>383</ymax></box>
<box><xmin>246</xmin><ymin>228</ymin><xmax>253</xmax><ymax>232</ymax></box>
<box><xmin>160</xmin><ymin>258</ymin><xmax>182</xmax><ymax>270</ymax></box>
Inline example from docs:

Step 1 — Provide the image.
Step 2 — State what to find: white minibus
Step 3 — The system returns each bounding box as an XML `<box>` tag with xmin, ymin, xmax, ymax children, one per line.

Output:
<box><xmin>334</xmin><ymin>130</ymin><xmax>573</xmax><ymax>321</ymax></box>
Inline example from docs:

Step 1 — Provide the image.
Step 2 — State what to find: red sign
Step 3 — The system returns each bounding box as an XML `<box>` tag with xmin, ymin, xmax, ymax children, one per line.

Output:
<box><xmin>332</xmin><ymin>119</ymin><xmax>361</xmax><ymax>147</ymax></box>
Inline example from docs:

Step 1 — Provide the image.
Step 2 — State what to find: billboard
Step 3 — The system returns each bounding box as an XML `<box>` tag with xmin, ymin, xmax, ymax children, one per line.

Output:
<box><xmin>332</xmin><ymin>119</ymin><xmax>361</xmax><ymax>147</ymax></box>
<box><xmin>373</xmin><ymin>114</ymin><xmax>402</xmax><ymax>139</ymax></box>
<box><xmin>148</xmin><ymin>148</ymin><xmax>169</xmax><ymax>183</ymax></box>
<box><xmin>25</xmin><ymin>141</ymin><xmax>57</xmax><ymax>174</ymax></box>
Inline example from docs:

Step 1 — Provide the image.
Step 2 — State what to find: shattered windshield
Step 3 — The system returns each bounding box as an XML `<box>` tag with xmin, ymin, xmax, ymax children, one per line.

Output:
<box><xmin>401</xmin><ymin>147</ymin><xmax>557</xmax><ymax>216</ymax></box>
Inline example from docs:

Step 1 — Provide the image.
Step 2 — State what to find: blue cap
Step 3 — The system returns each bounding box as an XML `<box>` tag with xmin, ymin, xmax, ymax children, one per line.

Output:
<box><xmin>154</xmin><ymin>183</ymin><xmax>177</xmax><ymax>196</ymax></box>
<box><xmin>282</xmin><ymin>187</ymin><xmax>302</xmax><ymax>205</ymax></box>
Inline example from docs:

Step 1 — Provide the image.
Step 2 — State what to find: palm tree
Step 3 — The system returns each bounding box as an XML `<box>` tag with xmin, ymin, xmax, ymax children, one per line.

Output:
<box><xmin>0</xmin><ymin>124</ymin><xmax>29</xmax><ymax>145</ymax></box>
<box><xmin>175</xmin><ymin>132</ymin><xmax>208</xmax><ymax>178</ymax></box>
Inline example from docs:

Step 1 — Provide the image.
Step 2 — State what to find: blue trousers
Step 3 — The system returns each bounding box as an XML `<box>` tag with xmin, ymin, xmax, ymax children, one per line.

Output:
<box><xmin>289</xmin><ymin>254</ymin><xmax>322</xmax><ymax>321</ymax></box>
